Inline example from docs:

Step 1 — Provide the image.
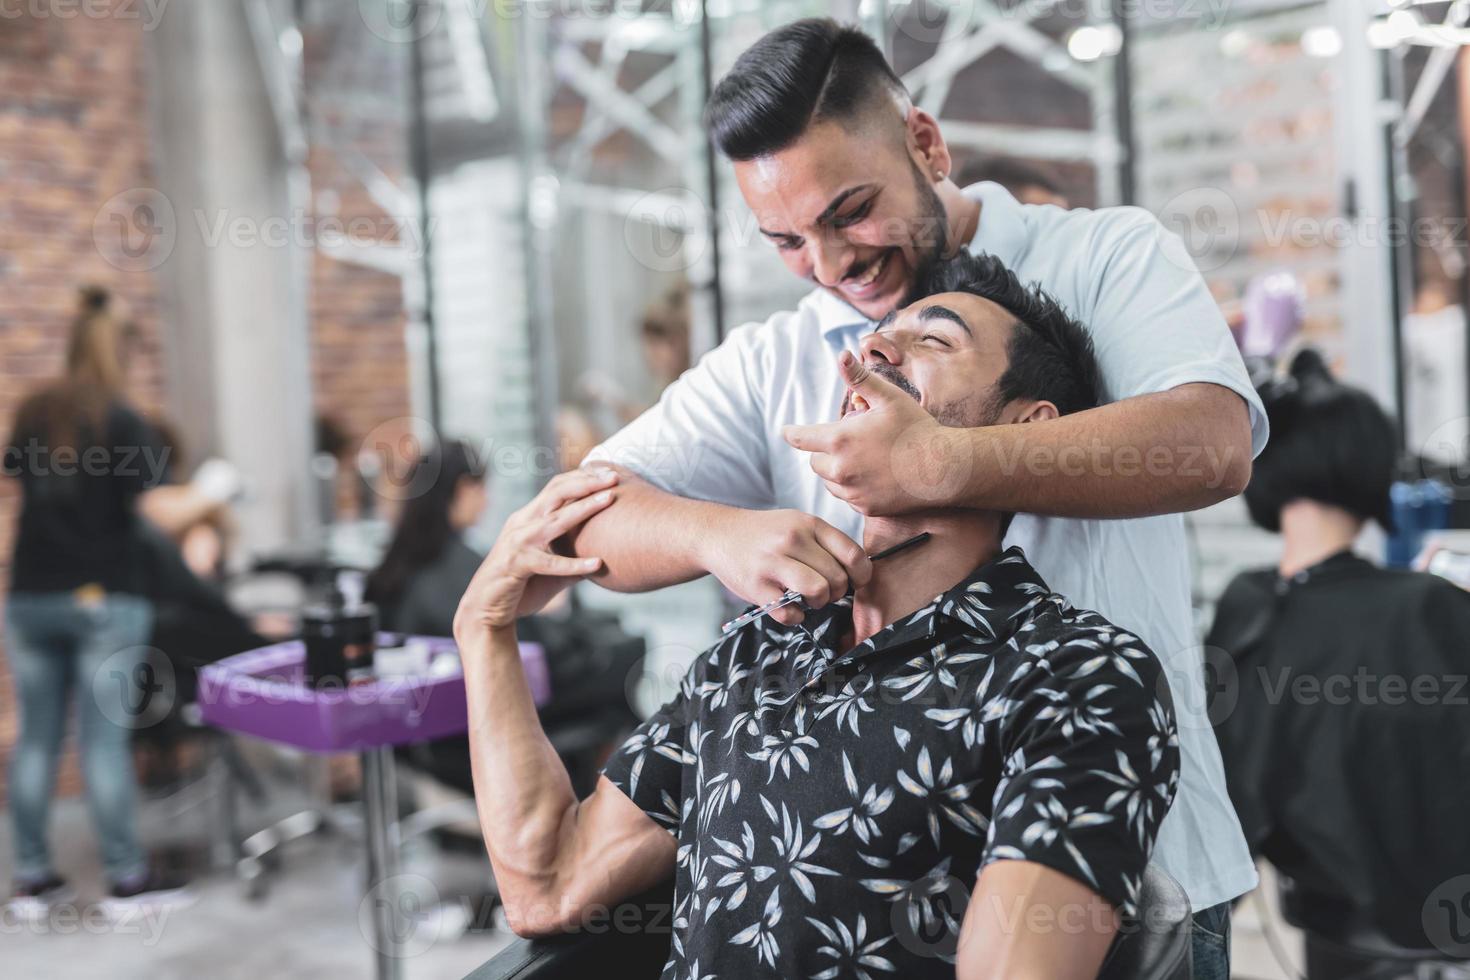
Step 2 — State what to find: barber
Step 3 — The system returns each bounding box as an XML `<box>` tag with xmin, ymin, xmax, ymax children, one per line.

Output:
<box><xmin>570</xmin><ymin>20</ymin><xmax>1263</xmax><ymax>979</ymax></box>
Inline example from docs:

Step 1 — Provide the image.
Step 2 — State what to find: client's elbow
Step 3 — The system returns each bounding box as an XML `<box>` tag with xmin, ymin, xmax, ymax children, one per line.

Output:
<box><xmin>498</xmin><ymin>881</ymin><xmax>579</xmax><ymax>939</ymax></box>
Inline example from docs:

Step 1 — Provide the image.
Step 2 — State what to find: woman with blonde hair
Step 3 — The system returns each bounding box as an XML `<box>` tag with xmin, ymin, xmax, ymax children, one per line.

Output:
<box><xmin>2</xmin><ymin>288</ymin><xmax>215</xmax><ymax>917</ymax></box>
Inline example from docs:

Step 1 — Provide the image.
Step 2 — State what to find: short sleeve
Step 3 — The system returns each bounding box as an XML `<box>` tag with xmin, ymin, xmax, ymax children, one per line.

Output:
<box><xmin>1083</xmin><ymin>211</ymin><xmax>1269</xmax><ymax>458</ymax></box>
<box><xmin>980</xmin><ymin>633</ymin><xmax>1181</xmax><ymax>917</ymax></box>
<box><xmin>109</xmin><ymin>405</ymin><xmax>174</xmax><ymax>493</ymax></box>
<box><xmin>601</xmin><ymin>673</ymin><xmax>698</xmax><ymax>835</ymax></box>
<box><xmin>585</xmin><ymin>321</ymin><xmax>776</xmax><ymax>510</ymax></box>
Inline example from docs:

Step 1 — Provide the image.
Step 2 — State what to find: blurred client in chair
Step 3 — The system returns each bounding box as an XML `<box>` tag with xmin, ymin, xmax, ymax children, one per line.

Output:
<box><xmin>455</xmin><ymin>254</ymin><xmax>1182</xmax><ymax>980</ymax></box>
<box><xmin>366</xmin><ymin>439</ymin><xmax>488</xmax><ymax>637</ymax></box>
<box><xmin>1207</xmin><ymin>349</ymin><xmax>1470</xmax><ymax>975</ymax></box>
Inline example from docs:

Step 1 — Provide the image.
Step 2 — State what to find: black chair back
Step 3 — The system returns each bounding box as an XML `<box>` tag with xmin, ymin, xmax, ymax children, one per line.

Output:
<box><xmin>467</xmin><ymin>865</ymin><xmax>1194</xmax><ymax>980</ymax></box>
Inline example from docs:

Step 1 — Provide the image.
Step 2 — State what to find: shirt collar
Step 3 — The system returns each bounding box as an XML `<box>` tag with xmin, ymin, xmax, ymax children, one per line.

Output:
<box><xmin>807</xmin><ymin>180</ymin><xmax>1029</xmax><ymax>339</ymax></box>
<box><xmin>778</xmin><ymin>545</ymin><xmax>1056</xmax><ymax>661</ymax></box>
<box><xmin>964</xmin><ymin>181</ymin><xmax>1029</xmax><ymax>270</ymax></box>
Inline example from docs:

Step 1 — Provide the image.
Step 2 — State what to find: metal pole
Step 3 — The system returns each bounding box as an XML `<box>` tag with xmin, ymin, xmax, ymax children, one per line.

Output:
<box><xmin>361</xmin><ymin>747</ymin><xmax>403</xmax><ymax>980</ymax></box>
<box><xmin>409</xmin><ymin>0</ymin><xmax>443</xmax><ymax>434</ymax></box>
<box><xmin>699</xmin><ymin>0</ymin><xmax>727</xmax><ymax>346</ymax></box>
<box><xmin>517</xmin><ymin>9</ymin><xmax>560</xmax><ymax>480</ymax></box>
<box><xmin>1110</xmin><ymin>0</ymin><xmax>1137</xmax><ymax>206</ymax></box>
<box><xmin>1384</xmin><ymin>47</ymin><xmax>1411</xmax><ymax>443</ymax></box>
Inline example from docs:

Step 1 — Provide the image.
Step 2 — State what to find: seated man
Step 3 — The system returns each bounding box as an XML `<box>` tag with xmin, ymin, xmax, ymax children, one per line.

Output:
<box><xmin>456</xmin><ymin>253</ymin><xmax>1181</xmax><ymax>980</ymax></box>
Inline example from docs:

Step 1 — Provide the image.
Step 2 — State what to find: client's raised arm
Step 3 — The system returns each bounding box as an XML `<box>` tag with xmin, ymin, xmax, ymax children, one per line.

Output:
<box><xmin>454</xmin><ymin>468</ymin><xmax>675</xmax><ymax>937</ymax></box>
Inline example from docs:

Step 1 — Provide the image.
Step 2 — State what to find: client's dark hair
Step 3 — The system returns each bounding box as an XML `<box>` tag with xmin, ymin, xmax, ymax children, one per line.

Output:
<box><xmin>366</xmin><ymin>440</ymin><xmax>486</xmax><ymax>610</ymax></box>
<box><xmin>911</xmin><ymin>251</ymin><xmax>1102</xmax><ymax>418</ymax></box>
<box><xmin>1244</xmin><ymin>348</ymin><xmax>1397</xmax><ymax>532</ymax></box>
<box><xmin>706</xmin><ymin>19</ymin><xmax>906</xmax><ymax>161</ymax></box>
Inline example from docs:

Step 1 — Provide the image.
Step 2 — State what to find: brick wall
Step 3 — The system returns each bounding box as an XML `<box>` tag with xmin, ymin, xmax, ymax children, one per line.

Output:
<box><xmin>0</xmin><ymin>6</ymin><xmax>168</xmax><ymax>804</ymax></box>
<box><xmin>0</xmin><ymin>7</ymin><xmax>416</xmax><ymax>808</ymax></box>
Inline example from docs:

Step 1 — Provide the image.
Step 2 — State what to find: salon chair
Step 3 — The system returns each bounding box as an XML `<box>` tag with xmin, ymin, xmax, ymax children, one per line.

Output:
<box><xmin>465</xmin><ymin>863</ymin><xmax>1194</xmax><ymax>980</ymax></box>
<box><xmin>1279</xmin><ymin>874</ymin><xmax>1470</xmax><ymax>978</ymax></box>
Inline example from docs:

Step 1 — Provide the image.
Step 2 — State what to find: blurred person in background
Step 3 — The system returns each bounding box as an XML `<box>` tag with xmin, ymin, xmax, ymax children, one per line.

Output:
<box><xmin>639</xmin><ymin>283</ymin><xmax>692</xmax><ymax>394</ymax></box>
<box><xmin>366</xmin><ymin>440</ymin><xmax>488</xmax><ymax>636</ymax></box>
<box><xmin>1207</xmin><ymin>349</ymin><xmax>1470</xmax><ymax>976</ymax></box>
<box><xmin>579</xmin><ymin>283</ymin><xmax>693</xmax><ymax>428</ymax></box>
<box><xmin>1403</xmin><ymin>267</ymin><xmax>1468</xmax><ymax>471</ymax></box>
<box><xmin>149</xmin><ymin>417</ymin><xmax>237</xmax><ymax>582</ymax></box>
<box><xmin>1232</xmin><ymin>271</ymin><xmax>1306</xmax><ymax>389</ymax></box>
<box><xmin>956</xmin><ymin>155</ymin><xmax>1070</xmax><ymax>208</ymax></box>
<box><xmin>1</xmin><ymin>287</ymin><xmax>226</xmax><ymax>917</ymax></box>
<box><xmin>555</xmin><ymin>406</ymin><xmax>604</xmax><ymax>473</ymax></box>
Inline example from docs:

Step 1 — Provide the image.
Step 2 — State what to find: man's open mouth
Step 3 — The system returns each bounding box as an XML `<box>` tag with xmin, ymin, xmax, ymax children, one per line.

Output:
<box><xmin>841</xmin><ymin>250</ymin><xmax>892</xmax><ymax>301</ymax></box>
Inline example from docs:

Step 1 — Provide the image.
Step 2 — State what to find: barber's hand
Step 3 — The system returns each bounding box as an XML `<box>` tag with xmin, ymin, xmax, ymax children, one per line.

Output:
<box><xmin>455</xmin><ymin>469</ymin><xmax>618</xmax><ymax>640</ymax></box>
<box><xmin>702</xmin><ymin>507</ymin><xmax>872</xmax><ymax>626</ymax></box>
<box><xmin>783</xmin><ymin>352</ymin><xmax>973</xmax><ymax>516</ymax></box>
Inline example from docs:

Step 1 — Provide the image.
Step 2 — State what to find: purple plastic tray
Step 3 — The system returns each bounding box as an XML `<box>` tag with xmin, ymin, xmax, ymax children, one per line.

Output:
<box><xmin>197</xmin><ymin>635</ymin><xmax>549</xmax><ymax>753</ymax></box>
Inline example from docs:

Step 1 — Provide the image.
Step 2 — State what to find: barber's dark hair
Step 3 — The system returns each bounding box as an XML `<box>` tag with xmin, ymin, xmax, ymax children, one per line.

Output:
<box><xmin>1244</xmin><ymin>348</ymin><xmax>1397</xmax><ymax>532</ymax></box>
<box><xmin>706</xmin><ymin>19</ymin><xmax>906</xmax><ymax>161</ymax></box>
<box><xmin>911</xmin><ymin>251</ymin><xmax>1102</xmax><ymax>418</ymax></box>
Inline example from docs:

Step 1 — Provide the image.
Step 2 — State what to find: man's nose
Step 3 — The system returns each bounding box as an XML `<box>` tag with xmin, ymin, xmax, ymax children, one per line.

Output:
<box><xmin>809</xmin><ymin>235</ymin><xmax>854</xmax><ymax>289</ymax></box>
<box><xmin>860</xmin><ymin>330</ymin><xmax>902</xmax><ymax>366</ymax></box>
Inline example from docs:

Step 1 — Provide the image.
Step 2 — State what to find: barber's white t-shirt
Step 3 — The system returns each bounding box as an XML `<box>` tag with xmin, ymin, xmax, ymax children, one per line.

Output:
<box><xmin>589</xmin><ymin>181</ymin><xmax>1266</xmax><ymax>911</ymax></box>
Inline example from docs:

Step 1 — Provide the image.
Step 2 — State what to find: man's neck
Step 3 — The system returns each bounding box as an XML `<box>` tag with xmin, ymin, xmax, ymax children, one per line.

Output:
<box><xmin>847</xmin><ymin>509</ymin><xmax>1004</xmax><ymax>649</ymax></box>
<box><xmin>1277</xmin><ymin>499</ymin><xmax>1363</xmax><ymax>578</ymax></box>
<box><xmin>938</xmin><ymin>179</ymin><xmax>982</xmax><ymax>258</ymax></box>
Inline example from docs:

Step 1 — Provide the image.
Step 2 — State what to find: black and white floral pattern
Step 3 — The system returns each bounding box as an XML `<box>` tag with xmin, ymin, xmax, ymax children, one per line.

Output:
<box><xmin>604</xmin><ymin>546</ymin><xmax>1180</xmax><ymax>979</ymax></box>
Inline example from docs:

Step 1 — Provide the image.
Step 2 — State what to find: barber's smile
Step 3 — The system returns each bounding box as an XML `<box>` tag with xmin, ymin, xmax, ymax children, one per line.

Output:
<box><xmin>837</xmin><ymin>249</ymin><xmax>899</xmax><ymax>303</ymax></box>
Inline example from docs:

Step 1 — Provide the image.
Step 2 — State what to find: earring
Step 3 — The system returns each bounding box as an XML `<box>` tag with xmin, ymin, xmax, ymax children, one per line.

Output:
<box><xmin>936</xmin><ymin>170</ymin><xmax>947</xmax><ymax>180</ymax></box>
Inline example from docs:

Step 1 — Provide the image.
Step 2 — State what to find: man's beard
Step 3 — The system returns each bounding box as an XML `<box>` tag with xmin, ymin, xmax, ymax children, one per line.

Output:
<box><xmin>866</xmin><ymin>361</ymin><xmax>1006</xmax><ymax>429</ymax></box>
<box><xmin>869</xmin><ymin>361</ymin><xmax>922</xmax><ymax>402</ymax></box>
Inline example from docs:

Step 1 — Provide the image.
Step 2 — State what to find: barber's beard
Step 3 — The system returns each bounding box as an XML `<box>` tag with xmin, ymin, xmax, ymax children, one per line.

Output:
<box><xmin>900</xmin><ymin>162</ymin><xmax>953</xmax><ymax>307</ymax></box>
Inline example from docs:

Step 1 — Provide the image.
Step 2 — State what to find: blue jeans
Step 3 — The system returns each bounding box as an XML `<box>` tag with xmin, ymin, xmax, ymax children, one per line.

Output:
<box><xmin>1192</xmin><ymin>901</ymin><xmax>1232</xmax><ymax>980</ymax></box>
<box><xmin>5</xmin><ymin>592</ymin><xmax>154</xmax><ymax>884</ymax></box>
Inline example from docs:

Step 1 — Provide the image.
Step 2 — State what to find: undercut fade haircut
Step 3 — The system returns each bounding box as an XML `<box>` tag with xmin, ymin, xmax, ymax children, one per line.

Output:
<box><xmin>706</xmin><ymin>18</ymin><xmax>907</xmax><ymax>161</ymax></box>
<box><xmin>1244</xmin><ymin>348</ymin><xmax>1397</xmax><ymax>532</ymax></box>
<box><xmin>911</xmin><ymin>252</ymin><xmax>1103</xmax><ymax>418</ymax></box>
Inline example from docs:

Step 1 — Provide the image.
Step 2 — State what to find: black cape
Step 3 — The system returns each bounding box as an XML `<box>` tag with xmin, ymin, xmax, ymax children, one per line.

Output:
<box><xmin>1206</xmin><ymin>551</ymin><xmax>1470</xmax><ymax>949</ymax></box>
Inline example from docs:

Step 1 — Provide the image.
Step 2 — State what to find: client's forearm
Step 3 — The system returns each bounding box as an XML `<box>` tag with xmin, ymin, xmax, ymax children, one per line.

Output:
<box><xmin>565</xmin><ymin>465</ymin><xmax>726</xmax><ymax>593</ymax></box>
<box><xmin>461</xmin><ymin>625</ymin><xmax>581</xmax><ymax>928</ymax></box>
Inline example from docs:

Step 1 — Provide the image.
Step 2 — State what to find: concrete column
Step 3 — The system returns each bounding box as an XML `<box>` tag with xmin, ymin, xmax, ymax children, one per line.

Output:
<box><xmin>144</xmin><ymin>1</ymin><xmax>317</xmax><ymax>559</ymax></box>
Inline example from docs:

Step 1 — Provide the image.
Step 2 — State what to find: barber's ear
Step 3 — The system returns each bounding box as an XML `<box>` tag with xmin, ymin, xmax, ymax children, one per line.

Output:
<box><xmin>905</xmin><ymin>107</ymin><xmax>951</xmax><ymax>182</ymax></box>
<box><xmin>1016</xmin><ymin>401</ymin><xmax>1059</xmax><ymax>424</ymax></box>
